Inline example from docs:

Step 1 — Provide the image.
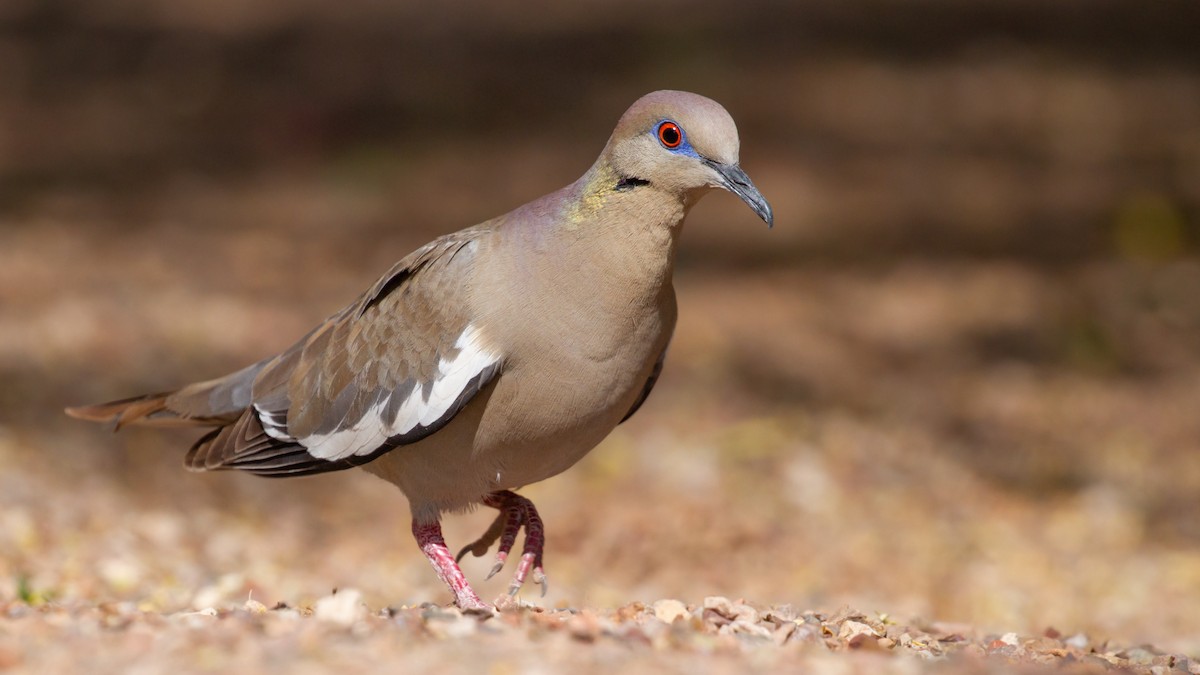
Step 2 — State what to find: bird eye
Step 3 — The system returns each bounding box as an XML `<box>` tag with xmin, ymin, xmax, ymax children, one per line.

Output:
<box><xmin>657</xmin><ymin>121</ymin><xmax>682</xmax><ymax>149</ymax></box>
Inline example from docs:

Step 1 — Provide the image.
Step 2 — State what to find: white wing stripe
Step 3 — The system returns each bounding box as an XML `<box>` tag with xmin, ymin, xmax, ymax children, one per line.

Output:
<box><xmin>254</xmin><ymin>404</ymin><xmax>293</xmax><ymax>442</ymax></box>
<box><xmin>299</xmin><ymin>324</ymin><xmax>499</xmax><ymax>461</ymax></box>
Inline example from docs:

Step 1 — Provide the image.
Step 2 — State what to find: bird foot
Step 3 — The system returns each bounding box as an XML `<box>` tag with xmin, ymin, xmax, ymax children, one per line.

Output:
<box><xmin>456</xmin><ymin>490</ymin><xmax>547</xmax><ymax>598</ymax></box>
<box><xmin>412</xmin><ymin>519</ymin><xmax>488</xmax><ymax>611</ymax></box>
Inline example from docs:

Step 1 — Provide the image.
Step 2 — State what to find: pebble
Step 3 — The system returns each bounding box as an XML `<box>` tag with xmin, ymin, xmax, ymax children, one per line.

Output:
<box><xmin>652</xmin><ymin>599</ymin><xmax>689</xmax><ymax>624</ymax></box>
<box><xmin>313</xmin><ymin>588</ymin><xmax>366</xmax><ymax>626</ymax></box>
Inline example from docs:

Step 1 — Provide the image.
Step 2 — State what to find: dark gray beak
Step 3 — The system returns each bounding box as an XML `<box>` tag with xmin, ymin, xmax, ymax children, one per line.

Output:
<box><xmin>706</xmin><ymin>160</ymin><xmax>774</xmax><ymax>228</ymax></box>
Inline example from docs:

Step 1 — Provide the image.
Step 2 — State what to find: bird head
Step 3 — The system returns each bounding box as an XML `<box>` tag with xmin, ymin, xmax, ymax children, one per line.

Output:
<box><xmin>604</xmin><ymin>90</ymin><xmax>773</xmax><ymax>227</ymax></box>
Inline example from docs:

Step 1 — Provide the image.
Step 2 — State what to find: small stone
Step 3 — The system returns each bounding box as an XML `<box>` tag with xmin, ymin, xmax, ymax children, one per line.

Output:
<box><xmin>838</xmin><ymin>620</ymin><xmax>881</xmax><ymax>642</ymax></box>
<box><xmin>847</xmin><ymin>633</ymin><xmax>883</xmax><ymax>651</ymax></box>
<box><xmin>732</xmin><ymin>603</ymin><xmax>759</xmax><ymax>624</ymax></box>
<box><xmin>566</xmin><ymin>611</ymin><xmax>602</xmax><ymax>642</ymax></box>
<box><xmin>424</xmin><ymin>614</ymin><xmax>478</xmax><ymax>639</ymax></box>
<box><xmin>652</xmin><ymin>599</ymin><xmax>689</xmax><ymax>624</ymax></box>
<box><xmin>313</xmin><ymin>588</ymin><xmax>366</xmax><ymax>626</ymax></box>
<box><xmin>762</xmin><ymin>606</ymin><xmax>797</xmax><ymax>624</ymax></box>
<box><xmin>728</xmin><ymin>620</ymin><xmax>773</xmax><ymax>640</ymax></box>
<box><xmin>1065</xmin><ymin>633</ymin><xmax>1090</xmax><ymax>650</ymax></box>
<box><xmin>420</xmin><ymin>604</ymin><xmax>465</xmax><ymax>622</ymax></box>
<box><xmin>1124</xmin><ymin>647</ymin><xmax>1158</xmax><ymax>666</ymax></box>
<box><xmin>772</xmin><ymin>622</ymin><xmax>797</xmax><ymax>646</ymax></box>
<box><xmin>614</xmin><ymin>602</ymin><xmax>645</xmax><ymax>622</ymax></box>
<box><xmin>791</xmin><ymin>623</ymin><xmax>823</xmax><ymax>644</ymax></box>
<box><xmin>493</xmin><ymin>595</ymin><xmax>523</xmax><ymax>613</ymax></box>
<box><xmin>702</xmin><ymin>596</ymin><xmax>736</xmax><ymax>619</ymax></box>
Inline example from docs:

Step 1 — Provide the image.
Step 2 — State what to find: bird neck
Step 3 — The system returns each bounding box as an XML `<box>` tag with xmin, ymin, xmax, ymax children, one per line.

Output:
<box><xmin>568</xmin><ymin>158</ymin><xmax>692</xmax><ymax>228</ymax></box>
<box><xmin>562</xmin><ymin>159</ymin><xmax>690</xmax><ymax>279</ymax></box>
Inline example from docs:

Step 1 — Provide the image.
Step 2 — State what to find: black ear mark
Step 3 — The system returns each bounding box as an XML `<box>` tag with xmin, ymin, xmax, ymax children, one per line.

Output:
<box><xmin>615</xmin><ymin>176</ymin><xmax>650</xmax><ymax>192</ymax></box>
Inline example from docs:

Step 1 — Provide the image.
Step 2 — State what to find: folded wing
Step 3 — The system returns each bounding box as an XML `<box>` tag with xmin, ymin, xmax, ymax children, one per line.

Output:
<box><xmin>73</xmin><ymin>228</ymin><xmax>503</xmax><ymax>478</ymax></box>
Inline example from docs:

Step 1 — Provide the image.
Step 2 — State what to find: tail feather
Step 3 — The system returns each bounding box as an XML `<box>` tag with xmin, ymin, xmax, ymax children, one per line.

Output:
<box><xmin>66</xmin><ymin>359</ymin><xmax>270</xmax><ymax>431</ymax></box>
<box><xmin>65</xmin><ymin>392</ymin><xmax>229</xmax><ymax>430</ymax></box>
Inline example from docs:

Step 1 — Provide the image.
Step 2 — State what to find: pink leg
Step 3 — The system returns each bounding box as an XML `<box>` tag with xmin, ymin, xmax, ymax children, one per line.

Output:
<box><xmin>411</xmin><ymin>519</ymin><xmax>488</xmax><ymax>612</ymax></box>
<box><xmin>456</xmin><ymin>491</ymin><xmax>547</xmax><ymax>597</ymax></box>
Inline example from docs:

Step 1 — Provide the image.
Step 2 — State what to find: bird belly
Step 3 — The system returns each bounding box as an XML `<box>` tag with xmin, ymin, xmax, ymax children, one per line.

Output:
<box><xmin>475</xmin><ymin>300</ymin><xmax>674</xmax><ymax>490</ymax></box>
<box><xmin>360</xmin><ymin>316</ymin><xmax>670</xmax><ymax>519</ymax></box>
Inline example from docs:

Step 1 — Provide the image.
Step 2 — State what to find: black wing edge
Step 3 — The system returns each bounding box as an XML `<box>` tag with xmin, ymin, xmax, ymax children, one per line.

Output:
<box><xmin>185</xmin><ymin>362</ymin><xmax>502</xmax><ymax>478</ymax></box>
<box><xmin>619</xmin><ymin>348</ymin><xmax>667</xmax><ymax>425</ymax></box>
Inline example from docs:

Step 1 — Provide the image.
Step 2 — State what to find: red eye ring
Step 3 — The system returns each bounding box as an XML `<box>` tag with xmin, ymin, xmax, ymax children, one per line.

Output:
<box><xmin>658</xmin><ymin>121</ymin><xmax>682</xmax><ymax>148</ymax></box>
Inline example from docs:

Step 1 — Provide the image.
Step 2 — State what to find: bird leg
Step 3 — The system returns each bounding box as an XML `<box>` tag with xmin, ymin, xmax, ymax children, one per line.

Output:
<box><xmin>455</xmin><ymin>490</ymin><xmax>547</xmax><ymax>597</ymax></box>
<box><xmin>411</xmin><ymin>519</ymin><xmax>489</xmax><ymax>613</ymax></box>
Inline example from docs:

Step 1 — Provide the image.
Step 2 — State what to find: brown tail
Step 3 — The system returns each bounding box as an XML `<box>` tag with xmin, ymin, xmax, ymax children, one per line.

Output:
<box><xmin>65</xmin><ymin>359</ymin><xmax>270</xmax><ymax>431</ymax></box>
<box><xmin>65</xmin><ymin>392</ymin><xmax>224</xmax><ymax>430</ymax></box>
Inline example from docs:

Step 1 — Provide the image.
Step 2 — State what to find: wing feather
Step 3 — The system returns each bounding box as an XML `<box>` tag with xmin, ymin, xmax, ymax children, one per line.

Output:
<box><xmin>188</xmin><ymin>227</ymin><xmax>502</xmax><ymax>477</ymax></box>
<box><xmin>619</xmin><ymin>343</ymin><xmax>669</xmax><ymax>424</ymax></box>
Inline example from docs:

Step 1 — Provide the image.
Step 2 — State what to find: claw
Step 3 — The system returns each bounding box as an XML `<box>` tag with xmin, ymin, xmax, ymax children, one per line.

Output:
<box><xmin>454</xmin><ymin>544</ymin><xmax>478</xmax><ymax>563</ymax></box>
<box><xmin>461</xmin><ymin>491</ymin><xmax>548</xmax><ymax>600</ymax></box>
<box><xmin>455</xmin><ymin>511</ymin><xmax>507</xmax><ymax>563</ymax></box>
<box><xmin>486</xmin><ymin>555</ymin><xmax>507</xmax><ymax>580</ymax></box>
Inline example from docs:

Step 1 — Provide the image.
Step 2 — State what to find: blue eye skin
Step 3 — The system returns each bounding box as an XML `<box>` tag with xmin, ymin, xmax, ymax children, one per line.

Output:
<box><xmin>655</xmin><ymin>120</ymin><xmax>700</xmax><ymax>157</ymax></box>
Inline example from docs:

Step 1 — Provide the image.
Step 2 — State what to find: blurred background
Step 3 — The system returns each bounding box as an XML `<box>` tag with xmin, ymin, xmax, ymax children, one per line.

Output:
<box><xmin>2</xmin><ymin>0</ymin><xmax>1200</xmax><ymax>655</ymax></box>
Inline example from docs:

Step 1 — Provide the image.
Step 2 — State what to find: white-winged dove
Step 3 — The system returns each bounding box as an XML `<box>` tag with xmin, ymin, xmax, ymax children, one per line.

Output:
<box><xmin>67</xmin><ymin>90</ymin><xmax>773</xmax><ymax>612</ymax></box>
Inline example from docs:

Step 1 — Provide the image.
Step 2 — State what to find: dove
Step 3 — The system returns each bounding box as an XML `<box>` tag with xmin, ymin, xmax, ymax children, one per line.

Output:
<box><xmin>67</xmin><ymin>90</ymin><xmax>773</xmax><ymax>611</ymax></box>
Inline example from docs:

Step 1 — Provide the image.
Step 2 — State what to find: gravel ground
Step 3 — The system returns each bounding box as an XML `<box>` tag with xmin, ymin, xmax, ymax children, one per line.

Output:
<box><xmin>3</xmin><ymin>595</ymin><xmax>1196</xmax><ymax>674</ymax></box>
